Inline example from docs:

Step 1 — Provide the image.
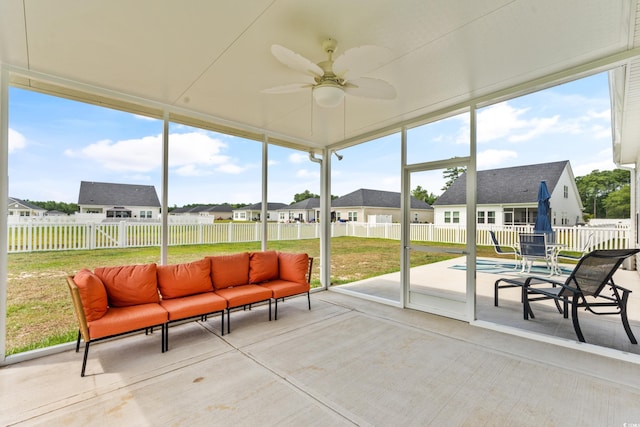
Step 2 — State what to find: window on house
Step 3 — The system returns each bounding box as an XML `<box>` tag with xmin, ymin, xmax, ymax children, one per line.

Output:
<box><xmin>487</xmin><ymin>211</ymin><xmax>496</xmax><ymax>224</ymax></box>
<box><xmin>444</xmin><ymin>211</ymin><xmax>451</xmax><ymax>223</ymax></box>
<box><xmin>452</xmin><ymin>211</ymin><xmax>460</xmax><ymax>223</ymax></box>
<box><xmin>279</xmin><ymin>212</ymin><xmax>285</xmax><ymax>221</ymax></box>
<box><xmin>477</xmin><ymin>211</ymin><xmax>485</xmax><ymax>224</ymax></box>
<box><xmin>348</xmin><ymin>211</ymin><xmax>358</xmax><ymax>221</ymax></box>
<box><xmin>564</xmin><ymin>185</ymin><xmax>568</xmax><ymax>198</ymax></box>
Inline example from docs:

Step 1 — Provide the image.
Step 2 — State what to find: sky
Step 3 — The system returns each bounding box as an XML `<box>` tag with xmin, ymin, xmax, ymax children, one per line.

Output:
<box><xmin>7</xmin><ymin>72</ymin><xmax>615</xmax><ymax>207</ymax></box>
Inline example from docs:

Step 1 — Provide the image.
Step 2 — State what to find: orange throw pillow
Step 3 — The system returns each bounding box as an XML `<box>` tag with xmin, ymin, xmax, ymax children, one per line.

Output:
<box><xmin>209</xmin><ymin>252</ymin><xmax>250</xmax><ymax>290</ymax></box>
<box><xmin>95</xmin><ymin>263</ymin><xmax>159</xmax><ymax>307</ymax></box>
<box><xmin>157</xmin><ymin>258</ymin><xmax>213</xmax><ymax>299</ymax></box>
<box><xmin>249</xmin><ymin>251</ymin><xmax>279</xmax><ymax>283</ymax></box>
<box><xmin>278</xmin><ymin>252</ymin><xmax>309</xmax><ymax>284</ymax></box>
<box><xmin>74</xmin><ymin>269</ymin><xmax>109</xmax><ymax>321</ymax></box>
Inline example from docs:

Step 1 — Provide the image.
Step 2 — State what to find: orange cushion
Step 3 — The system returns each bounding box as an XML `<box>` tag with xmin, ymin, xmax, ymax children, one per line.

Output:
<box><xmin>215</xmin><ymin>285</ymin><xmax>272</xmax><ymax>308</ymax></box>
<box><xmin>95</xmin><ymin>263</ymin><xmax>159</xmax><ymax>307</ymax></box>
<box><xmin>157</xmin><ymin>259</ymin><xmax>213</xmax><ymax>299</ymax></box>
<box><xmin>278</xmin><ymin>252</ymin><xmax>309</xmax><ymax>284</ymax></box>
<box><xmin>261</xmin><ymin>279</ymin><xmax>310</xmax><ymax>299</ymax></box>
<box><xmin>249</xmin><ymin>251</ymin><xmax>279</xmax><ymax>283</ymax></box>
<box><xmin>87</xmin><ymin>303</ymin><xmax>168</xmax><ymax>339</ymax></box>
<box><xmin>74</xmin><ymin>269</ymin><xmax>109</xmax><ymax>322</ymax></box>
<box><xmin>209</xmin><ymin>253</ymin><xmax>249</xmax><ymax>290</ymax></box>
<box><xmin>160</xmin><ymin>292</ymin><xmax>227</xmax><ymax>321</ymax></box>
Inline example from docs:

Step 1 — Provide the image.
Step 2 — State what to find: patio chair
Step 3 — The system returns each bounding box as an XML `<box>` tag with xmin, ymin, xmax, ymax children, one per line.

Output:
<box><xmin>521</xmin><ymin>248</ymin><xmax>640</xmax><ymax>343</ymax></box>
<box><xmin>556</xmin><ymin>232</ymin><xmax>593</xmax><ymax>262</ymax></box>
<box><xmin>489</xmin><ymin>231</ymin><xmax>521</xmax><ymax>269</ymax></box>
<box><xmin>519</xmin><ymin>233</ymin><xmax>552</xmax><ymax>274</ymax></box>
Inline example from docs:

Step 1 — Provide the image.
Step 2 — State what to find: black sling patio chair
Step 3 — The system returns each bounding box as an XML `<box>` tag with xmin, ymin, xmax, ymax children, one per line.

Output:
<box><xmin>520</xmin><ymin>248</ymin><xmax>640</xmax><ymax>343</ymax></box>
<box><xmin>489</xmin><ymin>231</ymin><xmax>521</xmax><ymax>269</ymax></box>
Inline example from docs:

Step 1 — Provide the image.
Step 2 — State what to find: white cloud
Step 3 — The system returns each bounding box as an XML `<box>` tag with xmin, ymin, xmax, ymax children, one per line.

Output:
<box><xmin>216</xmin><ymin>163</ymin><xmax>246</xmax><ymax>174</ymax></box>
<box><xmin>457</xmin><ymin>101</ymin><xmax>611</xmax><ymax>144</ymax></box>
<box><xmin>65</xmin><ymin>131</ymin><xmax>247</xmax><ymax>175</ymax></box>
<box><xmin>9</xmin><ymin>128</ymin><xmax>26</xmax><ymax>153</ymax></box>
<box><xmin>289</xmin><ymin>152</ymin><xmax>308</xmax><ymax>164</ymax></box>
<box><xmin>477</xmin><ymin>149</ymin><xmax>518</xmax><ymax>169</ymax></box>
<box><xmin>296</xmin><ymin>168</ymin><xmax>319</xmax><ymax>178</ymax></box>
<box><xmin>573</xmin><ymin>149</ymin><xmax>617</xmax><ymax>176</ymax></box>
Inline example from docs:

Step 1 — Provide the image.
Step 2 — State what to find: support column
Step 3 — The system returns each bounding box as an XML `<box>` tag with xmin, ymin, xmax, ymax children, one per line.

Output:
<box><xmin>466</xmin><ymin>105</ymin><xmax>478</xmax><ymax>321</ymax></box>
<box><xmin>261</xmin><ymin>136</ymin><xmax>268</xmax><ymax>251</ymax></box>
<box><xmin>320</xmin><ymin>148</ymin><xmax>332</xmax><ymax>289</ymax></box>
<box><xmin>160</xmin><ymin>113</ymin><xmax>169</xmax><ymax>265</ymax></box>
<box><xmin>0</xmin><ymin>67</ymin><xmax>9</xmax><ymax>362</ymax></box>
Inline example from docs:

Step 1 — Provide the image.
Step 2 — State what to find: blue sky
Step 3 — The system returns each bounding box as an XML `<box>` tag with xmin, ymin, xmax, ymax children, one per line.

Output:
<box><xmin>8</xmin><ymin>72</ymin><xmax>615</xmax><ymax>206</ymax></box>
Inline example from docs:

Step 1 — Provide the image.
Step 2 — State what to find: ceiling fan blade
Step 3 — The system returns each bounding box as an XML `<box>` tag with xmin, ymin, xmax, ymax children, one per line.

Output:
<box><xmin>344</xmin><ymin>77</ymin><xmax>396</xmax><ymax>100</ymax></box>
<box><xmin>333</xmin><ymin>45</ymin><xmax>393</xmax><ymax>82</ymax></box>
<box><xmin>262</xmin><ymin>83</ymin><xmax>313</xmax><ymax>94</ymax></box>
<box><xmin>270</xmin><ymin>44</ymin><xmax>323</xmax><ymax>77</ymax></box>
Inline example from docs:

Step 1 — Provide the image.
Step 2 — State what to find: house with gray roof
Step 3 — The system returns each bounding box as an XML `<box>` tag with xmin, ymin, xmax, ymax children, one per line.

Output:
<box><xmin>169</xmin><ymin>204</ymin><xmax>233</xmax><ymax>220</ymax></box>
<box><xmin>433</xmin><ymin>160</ymin><xmax>583</xmax><ymax>226</ymax></box>
<box><xmin>78</xmin><ymin>181</ymin><xmax>161</xmax><ymax>220</ymax></box>
<box><xmin>331</xmin><ymin>189</ymin><xmax>433</xmax><ymax>223</ymax></box>
<box><xmin>277</xmin><ymin>197</ymin><xmax>320</xmax><ymax>223</ymax></box>
<box><xmin>232</xmin><ymin>202</ymin><xmax>288</xmax><ymax>221</ymax></box>
<box><xmin>7</xmin><ymin>197</ymin><xmax>46</xmax><ymax>220</ymax></box>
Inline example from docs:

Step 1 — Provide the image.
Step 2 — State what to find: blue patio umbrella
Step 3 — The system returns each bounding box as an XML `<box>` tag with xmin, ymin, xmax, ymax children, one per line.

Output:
<box><xmin>533</xmin><ymin>180</ymin><xmax>554</xmax><ymax>241</ymax></box>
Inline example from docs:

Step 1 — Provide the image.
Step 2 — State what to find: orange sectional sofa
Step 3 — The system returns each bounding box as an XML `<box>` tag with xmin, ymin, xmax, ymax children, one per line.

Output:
<box><xmin>66</xmin><ymin>251</ymin><xmax>313</xmax><ymax>376</ymax></box>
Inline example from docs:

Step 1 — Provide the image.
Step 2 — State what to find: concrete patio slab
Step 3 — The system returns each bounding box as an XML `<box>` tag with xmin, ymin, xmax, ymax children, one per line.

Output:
<box><xmin>2</xmin><ymin>289</ymin><xmax>640</xmax><ymax>426</ymax></box>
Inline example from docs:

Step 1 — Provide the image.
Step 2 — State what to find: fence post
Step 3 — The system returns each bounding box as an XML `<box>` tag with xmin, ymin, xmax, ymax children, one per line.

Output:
<box><xmin>119</xmin><ymin>221</ymin><xmax>127</xmax><ymax>248</ymax></box>
<box><xmin>27</xmin><ymin>223</ymin><xmax>33</xmax><ymax>252</ymax></box>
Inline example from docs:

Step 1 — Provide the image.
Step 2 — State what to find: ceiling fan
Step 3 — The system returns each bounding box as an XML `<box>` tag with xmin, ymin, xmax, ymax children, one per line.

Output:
<box><xmin>263</xmin><ymin>38</ymin><xmax>396</xmax><ymax>108</ymax></box>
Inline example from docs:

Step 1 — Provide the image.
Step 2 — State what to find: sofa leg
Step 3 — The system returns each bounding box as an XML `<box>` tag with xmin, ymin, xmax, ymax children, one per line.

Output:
<box><xmin>76</xmin><ymin>330</ymin><xmax>82</xmax><ymax>353</ymax></box>
<box><xmin>162</xmin><ymin>324</ymin><xmax>167</xmax><ymax>353</ymax></box>
<box><xmin>226</xmin><ymin>309</ymin><xmax>231</xmax><ymax>335</ymax></box>
<box><xmin>81</xmin><ymin>341</ymin><xmax>90</xmax><ymax>377</ymax></box>
<box><xmin>307</xmin><ymin>292</ymin><xmax>311</xmax><ymax>310</ymax></box>
<box><xmin>269</xmin><ymin>299</ymin><xmax>272</xmax><ymax>321</ymax></box>
<box><xmin>221</xmin><ymin>310</ymin><xmax>225</xmax><ymax>336</ymax></box>
<box><xmin>274</xmin><ymin>298</ymin><xmax>278</xmax><ymax>321</ymax></box>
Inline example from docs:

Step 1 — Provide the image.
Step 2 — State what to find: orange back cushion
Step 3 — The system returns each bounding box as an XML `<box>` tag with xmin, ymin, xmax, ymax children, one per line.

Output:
<box><xmin>95</xmin><ymin>263</ymin><xmax>159</xmax><ymax>307</ymax></box>
<box><xmin>74</xmin><ymin>269</ymin><xmax>109</xmax><ymax>321</ymax></box>
<box><xmin>209</xmin><ymin>252</ymin><xmax>250</xmax><ymax>290</ymax></box>
<box><xmin>157</xmin><ymin>258</ymin><xmax>213</xmax><ymax>299</ymax></box>
<box><xmin>278</xmin><ymin>252</ymin><xmax>310</xmax><ymax>284</ymax></box>
<box><xmin>249</xmin><ymin>251</ymin><xmax>279</xmax><ymax>283</ymax></box>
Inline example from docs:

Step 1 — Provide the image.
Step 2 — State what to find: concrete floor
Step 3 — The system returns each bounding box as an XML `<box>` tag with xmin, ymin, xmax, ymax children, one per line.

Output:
<box><xmin>341</xmin><ymin>256</ymin><xmax>640</xmax><ymax>356</ymax></box>
<box><xmin>2</xmin><ymin>282</ymin><xmax>640</xmax><ymax>426</ymax></box>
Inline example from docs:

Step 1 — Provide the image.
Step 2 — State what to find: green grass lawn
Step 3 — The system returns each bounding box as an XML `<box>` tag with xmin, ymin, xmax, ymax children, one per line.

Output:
<box><xmin>5</xmin><ymin>237</ymin><xmax>499</xmax><ymax>355</ymax></box>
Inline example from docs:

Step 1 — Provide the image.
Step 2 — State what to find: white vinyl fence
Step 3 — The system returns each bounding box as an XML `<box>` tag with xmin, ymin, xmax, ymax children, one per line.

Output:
<box><xmin>5</xmin><ymin>220</ymin><xmax>631</xmax><ymax>253</ymax></box>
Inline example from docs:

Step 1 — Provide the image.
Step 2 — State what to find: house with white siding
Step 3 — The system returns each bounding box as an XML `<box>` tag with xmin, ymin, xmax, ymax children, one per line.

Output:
<box><xmin>77</xmin><ymin>181</ymin><xmax>161</xmax><ymax>220</ymax></box>
<box><xmin>331</xmin><ymin>189</ymin><xmax>433</xmax><ymax>223</ymax></box>
<box><xmin>433</xmin><ymin>160</ymin><xmax>583</xmax><ymax>227</ymax></box>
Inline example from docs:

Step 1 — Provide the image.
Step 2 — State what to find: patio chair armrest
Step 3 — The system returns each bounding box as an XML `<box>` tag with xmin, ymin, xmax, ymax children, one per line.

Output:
<box><xmin>609</xmin><ymin>282</ymin><xmax>633</xmax><ymax>294</ymax></box>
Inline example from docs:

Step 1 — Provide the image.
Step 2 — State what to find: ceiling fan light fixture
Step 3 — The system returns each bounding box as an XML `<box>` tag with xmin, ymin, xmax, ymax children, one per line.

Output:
<box><xmin>313</xmin><ymin>83</ymin><xmax>344</xmax><ymax>108</ymax></box>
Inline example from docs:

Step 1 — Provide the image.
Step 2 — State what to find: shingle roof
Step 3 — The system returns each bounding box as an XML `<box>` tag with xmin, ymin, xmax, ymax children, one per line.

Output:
<box><xmin>242</xmin><ymin>202</ymin><xmax>288</xmax><ymax>210</ymax></box>
<box><xmin>284</xmin><ymin>198</ymin><xmax>320</xmax><ymax>210</ymax></box>
<box><xmin>332</xmin><ymin>189</ymin><xmax>432</xmax><ymax>209</ymax></box>
<box><xmin>433</xmin><ymin>160</ymin><xmax>569</xmax><ymax>206</ymax></box>
<box><xmin>8</xmin><ymin>197</ymin><xmax>46</xmax><ymax>211</ymax></box>
<box><xmin>78</xmin><ymin>181</ymin><xmax>160</xmax><ymax>207</ymax></box>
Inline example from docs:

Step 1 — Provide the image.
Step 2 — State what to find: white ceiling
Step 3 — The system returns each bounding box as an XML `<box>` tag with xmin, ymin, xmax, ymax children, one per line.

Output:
<box><xmin>0</xmin><ymin>0</ymin><xmax>638</xmax><ymax>152</ymax></box>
